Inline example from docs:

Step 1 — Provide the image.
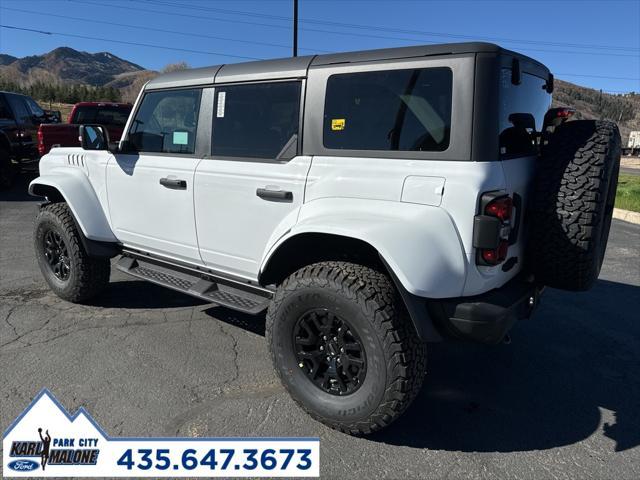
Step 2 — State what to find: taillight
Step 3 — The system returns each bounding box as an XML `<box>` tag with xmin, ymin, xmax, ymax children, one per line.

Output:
<box><xmin>481</xmin><ymin>239</ymin><xmax>509</xmax><ymax>265</ymax></box>
<box><xmin>37</xmin><ymin>129</ymin><xmax>45</xmax><ymax>156</ymax></box>
<box><xmin>485</xmin><ymin>196</ymin><xmax>512</xmax><ymax>222</ymax></box>
<box><xmin>473</xmin><ymin>194</ymin><xmax>513</xmax><ymax>266</ymax></box>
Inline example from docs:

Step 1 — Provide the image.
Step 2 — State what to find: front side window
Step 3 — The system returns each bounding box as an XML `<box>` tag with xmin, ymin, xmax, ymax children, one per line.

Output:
<box><xmin>212</xmin><ymin>81</ymin><xmax>301</xmax><ymax>160</ymax></box>
<box><xmin>323</xmin><ymin>67</ymin><xmax>453</xmax><ymax>152</ymax></box>
<box><xmin>499</xmin><ymin>69</ymin><xmax>551</xmax><ymax>158</ymax></box>
<box><xmin>128</xmin><ymin>89</ymin><xmax>201</xmax><ymax>154</ymax></box>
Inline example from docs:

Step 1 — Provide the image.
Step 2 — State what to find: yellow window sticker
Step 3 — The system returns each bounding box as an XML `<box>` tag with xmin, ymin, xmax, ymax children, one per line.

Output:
<box><xmin>331</xmin><ymin>118</ymin><xmax>345</xmax><ymax>131</ymax></box>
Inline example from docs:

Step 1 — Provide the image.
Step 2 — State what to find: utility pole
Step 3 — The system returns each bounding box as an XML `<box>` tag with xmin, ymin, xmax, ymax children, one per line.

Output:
<box><xmin>293</xmin><ymin>0</ymin><xmax>298</xmax><ymax>57</ymax></box>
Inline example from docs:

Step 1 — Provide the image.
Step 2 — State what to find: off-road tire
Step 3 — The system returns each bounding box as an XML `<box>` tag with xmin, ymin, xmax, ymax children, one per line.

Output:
<box><xmin>266</xmin><ymin>261</ymin><xmax>427</xmax><ymax>435</ymax></box>
<box><xmin>0</xmin><ymin>147</ymin><xmax>16</xmax><ymax>190</ymax></box>
<box><xmin>35</xmin><ymin>203</ymin><xmax>110</xmax><ymax>302</ymax></box>
<box><xmin>530</xmin><ymin>120</ymin><xmax>621</xmax><ymax>291</ymax></box>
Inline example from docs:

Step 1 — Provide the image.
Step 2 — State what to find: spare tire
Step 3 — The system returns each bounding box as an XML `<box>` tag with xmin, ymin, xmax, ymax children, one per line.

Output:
<box><xmin>529</xmin><ymin>120</ymin><xmax>621</xmax><ymax>291</ymax></box>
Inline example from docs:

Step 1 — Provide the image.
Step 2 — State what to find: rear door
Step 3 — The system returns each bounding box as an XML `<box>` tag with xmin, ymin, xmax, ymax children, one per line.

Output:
<box><xmin>194</xmin><ymin>80</ymin><xmax>310</xmax><ymax>279</ymax></box>
<box><xmin>106</xmin><ymin>88</ymin><xmax>203</xmax><ymax>264</ymax></box>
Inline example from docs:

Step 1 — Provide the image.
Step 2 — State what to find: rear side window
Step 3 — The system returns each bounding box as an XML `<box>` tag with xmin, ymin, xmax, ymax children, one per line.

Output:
<box><xmin>6</xmin><ymin>95</ymin><xmax>31</xmax><ymax>124</ymax></box>
<box><xmin>24</xmin><ymin>97</ymin><xmax>44</xmax><ymax>117</ymax></box>
<box><xmin>499</xmin><ymin>69</ymin><xmax>551</xmax><ymax>158</ymax></box>
<box><xmin>0</xmin><ymin>98</ymin><xmax>12</xmax><ymax>120</ymax></box>
<box><xmin>212</xmin><ymin>81</ymin><xmax>301</xmax><ymax>160</ymax></box>
<box><xmin>128</xmin><ymin>89</ymin><xmax>201</xmax><ymax>154</ymax></box>
<box><xmin>323</xmin><ymin>67</ymin><xmax>452</xmax><ymax>152</ymax></box>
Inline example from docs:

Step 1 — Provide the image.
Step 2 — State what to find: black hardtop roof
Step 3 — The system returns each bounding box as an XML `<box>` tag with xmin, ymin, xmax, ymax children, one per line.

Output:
<box><xmin>145</xmin><ymin>42</ymin><xmax>548</xmax><ymax>90</ymax></box>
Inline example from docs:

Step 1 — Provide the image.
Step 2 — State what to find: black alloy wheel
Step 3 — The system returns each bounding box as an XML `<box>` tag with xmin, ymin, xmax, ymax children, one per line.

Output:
<box><xmin>293</xmin><ymin>308</ymin><xmax>366</xmax><ymax>396</ymax></box>
<box><xmin>43</xmin><ymin>229</ymin><xmax>71</xmax><ymax>281</ymax></box>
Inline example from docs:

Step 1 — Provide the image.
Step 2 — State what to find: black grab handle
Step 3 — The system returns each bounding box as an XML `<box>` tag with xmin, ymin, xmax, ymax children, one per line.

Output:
<box><xmin>256</xmin><ymin>188</ymin><xmax>293</xmax><ymax>201</ymax></box>
<box><xmin>159</xmin><ymin>178</ymin><xmax>187</xmax><ymax>190</ymax></box>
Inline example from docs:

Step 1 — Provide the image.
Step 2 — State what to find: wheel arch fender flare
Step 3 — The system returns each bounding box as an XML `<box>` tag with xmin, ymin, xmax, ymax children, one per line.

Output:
<box><xmin>259</xmin><ymin>199</ymin><xmax>469</xmax><ymax>341</ymax></box>
<box><xmin>29</xmin><ymin>171</ymin><xmax>117</xmax><ymax>243</ymax></box>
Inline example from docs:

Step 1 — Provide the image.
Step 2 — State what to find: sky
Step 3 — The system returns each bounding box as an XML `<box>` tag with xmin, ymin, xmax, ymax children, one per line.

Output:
<box><xmin>0</xmin><ymin>0</ymin><xmax>638</xmax><ymax>93</ymax></box>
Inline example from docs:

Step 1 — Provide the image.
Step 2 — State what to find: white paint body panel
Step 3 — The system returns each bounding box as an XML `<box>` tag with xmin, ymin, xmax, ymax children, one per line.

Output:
<box><xmin>31</xmin><ymin>147</ymin><xmax>534</xmax><ymax>299</ymax></box>
<box><xmin>265</xmin><ymin>197</ymin><xmax>468</xmax><ymax>298</ymax></box>
<box><xmin>106</xmin><ymin>153</ymin><xmax>202</xmax><ymax>264</ymax></box>
<box><xmin>29</xmin><ymin>148</ymin><xmax>116</xmax><ymax>242</ymax></box>
<box><xmin>194</xmin><ymin>156</ymin><xmax>311</xmax><ymax>278</ymax></box>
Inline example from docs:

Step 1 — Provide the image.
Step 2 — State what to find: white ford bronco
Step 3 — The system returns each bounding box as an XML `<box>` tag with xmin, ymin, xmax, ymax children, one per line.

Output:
<box><xmin>29</xmin><ymin>43</ymin><xmax>621</xmax><ymax>435</ymax></box>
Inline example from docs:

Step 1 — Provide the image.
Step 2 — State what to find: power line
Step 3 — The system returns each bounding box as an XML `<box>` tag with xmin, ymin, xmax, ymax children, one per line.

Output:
<box><xmin>2</xmin><ymin>6</ymin><xmax>331</xmax><ymax>54</ymax></box>
<box><xmin>2</xmin><ymin>3</ymin><xmax>638</xmax><ymax>84</ymax></box>
<box><xmin>142</xmin><ymin>0</ymin><xmax>640</xmax><ymax>53</ymax></box>
<box><xmin>0</xmin><ymin>25</ymin><xmax>264</xmax><ymax>61</ymax></box>
<box><xmin>65</xmin><ymin>0</ymin><xmax>639</xmax><ymax>59</ymax></box>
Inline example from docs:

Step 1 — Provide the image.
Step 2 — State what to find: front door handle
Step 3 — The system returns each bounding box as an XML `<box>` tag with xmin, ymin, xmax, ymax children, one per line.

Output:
<box><xmin>159</xmin><ymin>177</ymin><xmax>187</xmax><ymax>190</ymax></box>
<box><xmin>256</xmin><ymin>187</ymin><xmax>293</xmax><ymax>201</ymax></box>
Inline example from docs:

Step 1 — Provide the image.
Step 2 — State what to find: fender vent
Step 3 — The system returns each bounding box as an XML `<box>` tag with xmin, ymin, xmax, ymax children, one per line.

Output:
<box><xmin>67</xmin><ymin>154</ymin><xmax>85</xmax><ymax>167</ymax></box>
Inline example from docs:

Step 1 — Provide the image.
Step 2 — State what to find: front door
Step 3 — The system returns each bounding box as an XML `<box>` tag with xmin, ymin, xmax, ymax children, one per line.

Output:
<box><xmin>194</xmin><ymin>80</ymin><xmax>310</xmax><ymax>279</ymax></box>
<box><xmin>106</xmin><ymin>88</ymin><xmax>204</xmax><ymax>264</ymax></box>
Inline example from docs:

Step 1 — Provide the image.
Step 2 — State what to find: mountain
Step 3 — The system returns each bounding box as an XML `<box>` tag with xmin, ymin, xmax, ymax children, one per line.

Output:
<box><xmin>0</xmin><ymin>47</ymin><xmax>146</xmax><ymax>87</ymax></box>
<box><xmin>0</xmin><ymin>54</ymin><xmax>18</xmax><ymax>66</ymax></box>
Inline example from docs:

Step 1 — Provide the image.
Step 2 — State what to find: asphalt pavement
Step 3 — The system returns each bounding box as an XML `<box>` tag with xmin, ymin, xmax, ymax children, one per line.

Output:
<box><xmin>1</xmin><ymin>174</ymin><xmax>639</xmax><ymax>479</ymax></box>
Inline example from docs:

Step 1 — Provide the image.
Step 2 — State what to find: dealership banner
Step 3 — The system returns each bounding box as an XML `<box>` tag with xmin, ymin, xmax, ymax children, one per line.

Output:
<box><xmin>3</xmin><ymin>389</ymin><xmax>319</xmax><ymax>477</ymax></box>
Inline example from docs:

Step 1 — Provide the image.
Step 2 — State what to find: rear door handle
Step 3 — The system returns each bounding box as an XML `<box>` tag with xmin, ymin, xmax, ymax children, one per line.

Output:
<box><xmin>256</xmin><ymin>187</ymin><xmax>293</xmax><ymax>201</ymax></box>
<box><xmin>159</xmin><ymin>177</ymin><xmax>187</xmax><ymax>190</ymax></box>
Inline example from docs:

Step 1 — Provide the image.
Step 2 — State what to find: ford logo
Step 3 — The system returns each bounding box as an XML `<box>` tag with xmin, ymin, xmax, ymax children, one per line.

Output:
<box><xmin>8</xmin><ymin>459</ymin><xmax>39</xmax><ymax>471</ymax></box>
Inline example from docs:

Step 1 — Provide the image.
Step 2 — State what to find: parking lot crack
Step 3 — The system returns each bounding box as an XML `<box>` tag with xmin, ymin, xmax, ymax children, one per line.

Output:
<box><xmin>3</xmin><ymin>305</ymin><xmax>18</xmax><ymax>338</ymax></box>
<box><xmin>218</xmin><ymin>323</ymin><xmax>240</xmax><ymax>387</ymax></box>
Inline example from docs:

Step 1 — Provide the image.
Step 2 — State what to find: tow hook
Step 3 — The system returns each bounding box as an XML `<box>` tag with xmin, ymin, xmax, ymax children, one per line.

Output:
<box><xmin>502</xmin><ymin>333</ymin><xmax>512</xmax><ymax>344</ymax></box>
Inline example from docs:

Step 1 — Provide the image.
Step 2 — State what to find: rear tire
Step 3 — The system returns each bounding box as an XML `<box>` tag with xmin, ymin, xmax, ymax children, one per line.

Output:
<box><xmin>266</xmin><ymin>261</ymin><xmax>426</xmax><ymax>435</ymax></box>
<box><xmin>35</xmin><ymin>203</ymin><xmax>110</xmax><ymax>303</ymax></box>
<box><xmin>530</xmin><ymin>120</ymin><xmax>621</xmax><ymax>291</ymax></box>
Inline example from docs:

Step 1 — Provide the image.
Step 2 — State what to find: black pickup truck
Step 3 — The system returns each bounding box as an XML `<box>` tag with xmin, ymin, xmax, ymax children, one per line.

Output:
<box><xmin>0</xmin><ymin>91</ymin><xmax>60</xmax><ymax>189</ymax></box>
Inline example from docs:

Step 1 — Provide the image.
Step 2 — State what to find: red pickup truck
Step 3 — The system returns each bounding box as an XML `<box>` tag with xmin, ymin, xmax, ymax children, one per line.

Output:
<box><xmin>38</xmin><ymin>102</ymin><xmax>132</xmax><ymax>156</ymax></box>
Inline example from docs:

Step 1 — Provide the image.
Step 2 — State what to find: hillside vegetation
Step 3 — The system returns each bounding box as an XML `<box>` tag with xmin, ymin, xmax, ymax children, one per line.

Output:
<box><xmin>553</xmin><ymin>80</ymin><xmax>639</xmax><ymax>143</ymax></box>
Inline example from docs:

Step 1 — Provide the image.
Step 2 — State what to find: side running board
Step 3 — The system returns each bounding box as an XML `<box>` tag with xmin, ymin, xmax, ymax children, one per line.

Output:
<box><xmin>116</xmin><ymin>255</ymin><xmax>272</xmax><ymax>315</ymax></box>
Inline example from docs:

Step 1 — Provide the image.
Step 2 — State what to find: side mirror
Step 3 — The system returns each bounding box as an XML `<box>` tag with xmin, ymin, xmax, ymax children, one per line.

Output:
<box><xmin>79</xmin><ymin>124</ymin><xmax>110</xmax><ymax>150</ymax></box>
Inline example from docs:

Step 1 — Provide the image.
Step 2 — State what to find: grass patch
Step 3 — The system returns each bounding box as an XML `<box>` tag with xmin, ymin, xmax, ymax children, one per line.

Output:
<box><xmin>615</xmin><ymin>173</ymin><xmax>640</xmax><ymax>213</ymax></box>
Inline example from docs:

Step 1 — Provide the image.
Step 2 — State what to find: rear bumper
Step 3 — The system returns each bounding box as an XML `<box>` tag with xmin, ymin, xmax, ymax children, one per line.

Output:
<box><xmin>427</xmin><ymin>275</ymin><xmax>542</xmax><ymax>344</ymax></box>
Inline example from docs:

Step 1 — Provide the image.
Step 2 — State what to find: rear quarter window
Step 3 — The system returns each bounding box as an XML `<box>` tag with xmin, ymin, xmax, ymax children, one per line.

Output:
<box><xmin>499</xmin><ymin>69</ymin><xmax>551</xmax><ymax>158</ymax></box>
<box><xmin>323</xmin><ymin>67</ymin><xmax>453</xmax><ymax>152</ymax></box>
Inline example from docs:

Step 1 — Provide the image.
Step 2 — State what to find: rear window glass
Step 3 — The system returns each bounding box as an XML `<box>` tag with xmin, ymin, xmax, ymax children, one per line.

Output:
<box><xmin>74</xmin><ymin>106</ymin><xmax>131</xmax><ymax>126</ymax></box>
<box><xmin>323</xmin><ymin>67</ymin><xmax>452</xmax><ymax>152</ymax></box>
<box><xmin>499</xmin><ymin>69</ymin><xmax>551</xmax><ymax>158</ymax></box>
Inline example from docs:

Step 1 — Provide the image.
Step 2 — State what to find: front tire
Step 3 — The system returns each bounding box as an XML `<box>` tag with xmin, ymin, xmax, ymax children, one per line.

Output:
<box><xmin>266</xmin><ymin>261</ymin><xmax>426</xmax><ymax>435</ymax></box>
<box><xmin>35</xmin><ymin>203</ymin><xmax>110</xmax><ymax>303</ymax></box>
